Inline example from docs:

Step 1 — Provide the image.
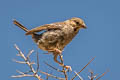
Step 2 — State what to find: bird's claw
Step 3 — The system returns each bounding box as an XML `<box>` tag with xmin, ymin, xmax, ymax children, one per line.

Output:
<box><xmin>64</xmin><ymin>65</ymin><xmax>72</xmax><ymax>71</ymax></box>
<box><xmin>60</xmin><ymin>64</ymin><xmax>72</xmax><ymax>71</ymax></box>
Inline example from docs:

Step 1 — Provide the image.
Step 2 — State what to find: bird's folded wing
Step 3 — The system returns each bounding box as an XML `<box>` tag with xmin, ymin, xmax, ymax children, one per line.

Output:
<box><xmin>25</xmin><ymin>24</ymin><xmax>60</xmax><ymax>35</ymax></box>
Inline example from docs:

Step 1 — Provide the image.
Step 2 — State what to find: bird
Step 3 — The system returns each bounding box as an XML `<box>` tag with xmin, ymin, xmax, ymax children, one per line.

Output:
<box><xmin>13</xmin><ymin>17</ymin><xmax>86</xmax><ymax>69</ymax></box>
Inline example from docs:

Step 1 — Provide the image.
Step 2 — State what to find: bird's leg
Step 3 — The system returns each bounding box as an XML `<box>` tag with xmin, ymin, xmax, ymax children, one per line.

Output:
<box><xmin>47</xmin><ymin>48</ymin><xmax>72</xmax><ymax>71</ymax></box>
<box><xmin>45</xmin><ymin>48</ymin><xmax>62</xmax><ymax>55</ymax></box>
<box><xmin>52</xmin><ymin>49</ymin><xmax>72</xmax><ymax>71</ymax></box>
<box><xmin>59</xmin><ymin>54</ymin><xmax>72</xmax><ymax>71</ymax></box>
<box><xmin>53</xmin><ymin>48</ymin><xmax>62</xmax><ymax>54</ymax></box>
<box><xmin>47</xmin><ymin>48</ymin><xmax>63</xmax><ymax>65</ymax></box>
<box><xmin>47</xmin><ymin>48</ymin><xmax>62</xmax><ymax>54</ymax></box>
<box><xmin>53</xmin><ymin>53</ymin><xmax>63</xmax><ymax>65</ymax></box>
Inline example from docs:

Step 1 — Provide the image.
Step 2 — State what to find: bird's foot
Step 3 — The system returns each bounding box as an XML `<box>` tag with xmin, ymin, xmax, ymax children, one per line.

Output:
<box><xmin>64</xmin><ymin>65</ymin><xmax>72</xmax><ymax>71</ymax></box>
<box><xmin>59</xmin><ymin>63</ymin><xmax>72</xmax><ymax>71</ymax></box>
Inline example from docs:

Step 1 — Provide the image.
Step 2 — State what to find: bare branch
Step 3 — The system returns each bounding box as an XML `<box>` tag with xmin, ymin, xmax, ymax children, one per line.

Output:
<box><xmin>27</xmin><ymin>49</ymin><xmax>34</xmax><ymax>59</ymax></box>
<box><xmin>14</xmin><ymin>44</ymin><xmax>27</xmax><ymax>61</ymax></box>
<box><xmin>72</xmin><ymin>56</ymin><xmax>96</xmax><ymax>80</ymax></box>
<box><xmin>13</xmin><ymin>59</ymin><xmax>27</xmax><ymax>64</ymax></box>
<box><xmin>90</xmin><ymin>71</ymin><xmax>94</xmax><ymax>80</ymax></box>
<box><xmin>16</xmin><ymin>70</ymin><xmax>25</xmax><ymax>74</ymax></box>
<box><xmin>40</xmin><ymin>71</ymin><xmax>64</xmax><ymax>80</ymax></box>
<box><xmin>44</xmin><ymin>61</ymin><xmax>63</xmax><ymax>72</ymax></box>
<box><xmin>11</xmin><ymin>74</ymin><xmax>34</xmax><ymax>78</ymax></box>
<box><xmin>74</xmin><ymin>71</ymin><xmax>83</xmax><ymax>80</ymax></box>
<box><xmin>36</xmin><ymin>51</ymin><xmax>39</xmax><ymax>73</ymax></box>
<box><xmin>96</xmin><ymin>70</ymin><xmax>109</xmax><ymax>80</ymax></box>
<box><xmin>13</xmin><ymin>59</ymin><xmax>35</xmax><ymax>64</ymax></box>
<box><xmin>12</xmin><ymin>44</ymin><xmax>107</xmax><ymax>80</ymax></box>
<box><xmin>12</xmin><ymin>44</ymin><xmax>43</xmax><ymax>80</ymax></box>
<box><xmin>88</xmin><ymin>70</ymin><xmax>98</xmax><ymax>80</ymax></box>
<box><xmin>11</xmin><ymin>70</ymin><xmax>34</xmax><ymax>78</ymax></box>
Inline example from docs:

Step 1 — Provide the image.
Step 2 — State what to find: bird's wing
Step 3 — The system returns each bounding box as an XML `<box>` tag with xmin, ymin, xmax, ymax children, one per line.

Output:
<box><xmin>25</xmin><ymin>24</ymin><xmax>61</xmax><ymax>35</ymax></box>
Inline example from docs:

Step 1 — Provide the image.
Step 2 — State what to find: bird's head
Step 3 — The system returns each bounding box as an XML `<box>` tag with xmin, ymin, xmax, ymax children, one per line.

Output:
<box><xmin>66</xmin><ymin>17</ymin><xmax>87</xmax><ymax>31</ymax></box>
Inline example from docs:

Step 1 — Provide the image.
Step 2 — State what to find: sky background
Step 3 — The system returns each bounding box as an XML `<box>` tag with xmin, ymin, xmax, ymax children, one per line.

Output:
<box><xmin>0</xmin><ymin>0</ymin><xmax>119</xmax><ymax>80</ymax></box>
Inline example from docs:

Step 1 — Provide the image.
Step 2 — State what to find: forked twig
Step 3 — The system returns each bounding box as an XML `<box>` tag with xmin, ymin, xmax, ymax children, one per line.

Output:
<box><xmin>74</xmin><ymin>71</ymin><xmax>83</xmax><ymax>80</ymax></box>
<box><xmin>11</xmin><ymin>44</ymin><xmax>42</xmax><ymax>80</ymax></box>
<box><xmin>88</xmin><ymin>69</ymin><xmax>108</xmax><ymax>80</ymax></box>
<box><xmin>11</xmin><ymin>44</ymin><xmax>108</xmax><ymax>80</ymax></box>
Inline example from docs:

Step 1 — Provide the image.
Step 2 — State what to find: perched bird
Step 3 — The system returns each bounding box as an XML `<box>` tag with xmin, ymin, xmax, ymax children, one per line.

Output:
<box><xmin>13</xmin><ymin>17</ymin><xmax>86</xmax><ymax>68</ymax></box>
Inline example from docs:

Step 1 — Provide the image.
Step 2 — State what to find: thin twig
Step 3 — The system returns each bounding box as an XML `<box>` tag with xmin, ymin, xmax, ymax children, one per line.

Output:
<box><xmin>90</xmin><ymin>71</ymin><xmax>94</xmax><ymax>80</ymax></box>
<box><xmin>23</xmin><ymin>70</ymin><xmax>33</xmax><ymax>74</ymax></box>
<box><xmin>72</xmin><ymin>56</ymin><xmax>96</xmax><ymax>80</ymax></box>
<box><xmin>12</xmin><ymin>44</ymin><xmax>42</xmax><ymax>80</ymax></box>
<box><xmin>88</xmin><ymin>70</ymin><xmax>98</xmax><ymax>80</ymax></box>
<box><xmin>11</xmin><ymin>74</ymin><xmax>34</xmax><ymax>78</ymax></box>
<box><xmin>88</xmin><ymin>70</ymin><xmax>100</xmax><ymax>80</ymax></box>
<box><xmin>16</xmin><ymin>69</ymin><xmax>32</xmax><ymax>74</ymax></box>
<box><xmin>16</xmin><ymin>70</ymin><xmax>25</xmax><ymax>74</ymax></box>
<box><xmin>36</xmin><ymin>51</ymin><xmax>39</xmax><ymax>73</ymax></box>
<box><xmin>74</xmin><ymin>71</ymin><xmax>83</xmax><ymax>80</ymax></box>
<box><xmin>44</xmin><ymin>61</ymin><xmax>63</xmax><ymax>72</ymax></box>
<box><xmin>13</xmin><ymin>59</ymin><xmax>35</xmax><ymax>64</ymax></box>
<box><xmin>27</xmin><ymin>50</ymin><xmax>34</xmax><ymax>59</ymax></box>
<box><xmin>13</xmin><ymin>59</ymin><xmax>27</xmax><ymax>64</ymax></box>
<box><xmin>11</xmin><ymin>70</ymin><xmax>34</xmax><ymax>78</ymax></box>
<box><xmin>40</xmin><ymin>71</ymin><xmax>64</xmax><ymax>80</ymax></box>
<box><xmin>96</xmin><ymin>70</ymin><xmax>109</xmax><ymax>80</ymax></box>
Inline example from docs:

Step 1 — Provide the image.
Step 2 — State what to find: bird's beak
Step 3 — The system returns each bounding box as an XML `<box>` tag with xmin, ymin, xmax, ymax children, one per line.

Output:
<box><xmin>82</xmin><ymin>23</ymin><xmax>87</xmax><ymax>29</ymax></box>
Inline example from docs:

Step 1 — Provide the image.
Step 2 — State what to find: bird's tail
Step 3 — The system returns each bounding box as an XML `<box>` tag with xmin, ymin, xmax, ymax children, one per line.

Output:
<box><xmin>13</xmin><ymin>20</ymin><xmax>29</xmax><ymax>32</ymax></box>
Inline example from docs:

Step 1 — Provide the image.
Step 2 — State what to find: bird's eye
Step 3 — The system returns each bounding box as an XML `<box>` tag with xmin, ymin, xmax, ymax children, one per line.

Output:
<box><xmin>74</xmin><ymin>20</ymin><xmax>80</xmax><ymax>25</ymax></box>
<box><xmin>76</xmin><ymin>22</ymin><xmax>79</xmax><ymax>25</ymax></box>
<box><xmin>75</xmin><ymin>21</ymin><xmax>80</xmax><ymax>26</ymax></box>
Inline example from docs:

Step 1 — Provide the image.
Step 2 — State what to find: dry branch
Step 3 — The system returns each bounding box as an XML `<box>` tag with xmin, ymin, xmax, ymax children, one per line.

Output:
<box><xmin>72</xmin><ymin>56</ymin><xmax>96</xmax><ymax>80</ymax></box>
<box><xmin>44</xmin><ymin>61</ymin><xmax>63</xmax><ymax>72</ymax></box>
<box><xmin>74</xmin><ymin>71</ymin><xmax>83</xmax><ymax>80</ymax></box>
<box><xmin>11</xmin><ymin>44</ymin><xmax>108</xmax><ymax>80</ymax></box>
<box><xmin>96</xmin><ymin>70</ymin><xmax>109</xmax><ymax>80</ymax></box>
<box><xmin>40</xmin><ymin>71</ymin><xmax>64</xmax><ymax>80</ymax></box>
<box><xmin>11</xmin><ymin>44</ymin><xmax>42</xmax><ymax>80</ymax></box>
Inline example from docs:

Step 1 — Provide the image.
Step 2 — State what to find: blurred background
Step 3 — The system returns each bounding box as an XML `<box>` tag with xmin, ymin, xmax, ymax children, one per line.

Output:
<box><xmin>0</xmin><ymin>0</ymin><xmax>119</xmax><ymax>80</ymax></box>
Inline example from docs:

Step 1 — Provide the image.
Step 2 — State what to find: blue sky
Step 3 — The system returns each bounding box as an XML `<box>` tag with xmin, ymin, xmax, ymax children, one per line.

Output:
<box><xmin>0</xmin><ymin>0</ymin><xmax>119</xmax><ymax>80</ymax></box>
